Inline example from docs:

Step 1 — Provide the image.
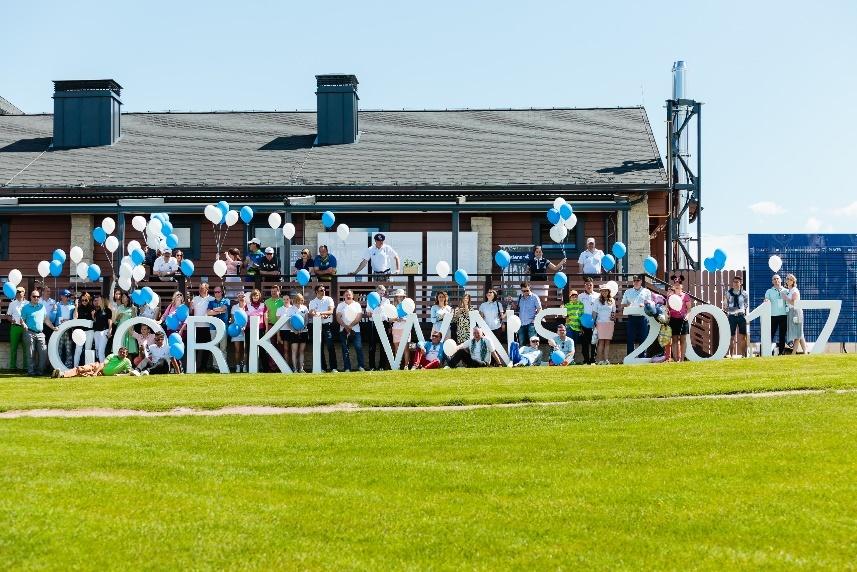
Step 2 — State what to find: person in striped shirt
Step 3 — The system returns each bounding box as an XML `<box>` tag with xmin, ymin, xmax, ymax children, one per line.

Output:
<box><xmin>563</xmin><ymin>290</ymin><xmax>584</xmax><ymax>358</ymax></box>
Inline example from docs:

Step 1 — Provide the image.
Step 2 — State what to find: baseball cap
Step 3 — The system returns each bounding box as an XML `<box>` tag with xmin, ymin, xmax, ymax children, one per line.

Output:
<box><xmin>633</xmin><ymin>274</ymin><xmax>644</xmax><ymax>281</ymax></box>
<box><xmin>60</xmin><ymin>289</ymin><xmax>71</xmax><ymax>297</ymax></box>
<box><xmin>247</xmin><ymin>238</ymin><xmax>261</xmax><ymax>246</ymax></box>
<box><xmin>586</xmin><ymin>237</ymin><xmax>595</xmax><ymax>244</ymax></box>
<box><xmin>162</xmin><ymin>248</ymin><xmax>172</xmax><ymax>253</ymax></box>
<box><xmin>374</xmin><ymin>233</ymin><xmax>385</xmax><ymax>241</ymax></box>
<box><xmin>264</xmin><ymin>247</ymin><xmax>274</xmax><ymax>254</ymax></box>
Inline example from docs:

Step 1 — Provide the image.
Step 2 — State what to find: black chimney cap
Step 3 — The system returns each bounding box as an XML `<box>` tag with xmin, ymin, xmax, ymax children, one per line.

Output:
<box><xmin>54</xmin><ymin>80</ymin><xmax>122</xmax><ymax>95</ymax></box>
<box><xmin>316</xmin><ymin>74</ymin><xmax>358</xmax><ymax>88</ymax></box>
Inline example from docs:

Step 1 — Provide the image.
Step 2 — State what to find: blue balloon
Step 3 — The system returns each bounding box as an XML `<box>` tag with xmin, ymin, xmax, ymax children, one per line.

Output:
<box><xmin>580</xmin><ymin>314</ymin><xmax>594</xmax><ymax>329</ymax></box>
<box><xmin>367</xmin><ymin>291</ymin><xmax>381</xmax><ymax>310</ymax></box>
<box><xmin>550</xmin><ymin>350</ymin><xmax>565</xmax><ymax>365</ymax></box>
<box><xmin>611</xmin><ymin>242</ymin><xmax>627</xmax><ymax>259</ymax></box>
<box><xmin>170</xmin><ymin>343</ymin><xmax>185</xmax><ymax>359</ymax></box>
<box><xmin>52</xmin><ymin>249</ymin><xmax>67</xmax><ymax>264</ymax></box>
<box><xmin>713</xmin><ymin>248</ymin><xmax>727</xmax><ymax>265</ymax></box>
<box><xmin>130</xmin><ymin>249</ymin><xmax>145</xmax><ymax>266</ymax></box>
<box><xmin>601</xmin><ymin>254</ymin><xmax>616</xmax><ymax>271</ymax></box>
<box><xmin>161</xmin><ymin>220</ymin><xmax>174</xmax><ymax>235</ymax></box>
<box><xmin>3</xmin><ymin>282</ymin><xmax>16</xmax><ymax>298</ymax></box>
<box><xmin>553</xmin><ymin>271</ymin><xmax>568</xmax><ymax>288</ymax></box>
<box><xmin>49</xmin><ymin>260</ymin><xmax>63</xmax><ymax>277</ymax></box>
<box><xmin>643</xmin><ymin>256</ymin><xmax>658</xmax><ymax>275</ymax></box>
<box><xmin>180</xmin><ymin>259</ymin><xmax>195</xmax><ymax>277</ymax></box>
<box><xmin>397</xmin><ymin>303</ymin><xmax>407</xmax><ymax>318</ymax></box>
<box><xmin>168</xmin><ymin>333</ymin><xmax>183</xmax><ymax>346</ymax></box>
<box><xmin>141</xmin><ymin>287</ymin><xmax>155</xmax><ymax>305</ymax></box>
<box><xmin>321</xmin><ymin>210</ymin><xmax>336</xmax><ymax>229</ymax></box>
<box><xmin>296</xmin><ymin>268</ymin><xmax>311</xmax><ymax>286</ymax></box>
<box><xmin>232</xmin><ymin>309</ymin><xmax>248</xmax><ymax>327</ymax></box>
<box><xmin>165</xmin><ymin>314</ymin><xmax>180</xmax><ymax>331</ymax></box>
<box><xmin>151</xmin><ymin>213</ymin><xmax>166</xmax><ymax>223</ymax></box>
<box><xmin>454</xmin><ymin>269</ymin><xmax>468</xmax><ymax>287</ymax></box>
<box><xmin>166</xmin><ymin>233</ymin><xmax>179</xmax><ymax>249</ymax></box>
<box><xmin>546</xmin><ymin>208</ymin><xmax>561</xmax><ymax>225</ymax></box>
<box><xmin>131</xmin><ymin>289</ymin><xmax>145</xmax><ymax>305</ymax></box>
<box><xmin>216</xmin><ymin>201</ymin><xmax>230</xmax><ymax>217</ymax></box>
<box><xmin>240</xmin><ymin>206</ymin><xmax>254</xmax><ymax>224</ymax></box>
<box><xmin>703</xmin><ymin>257</ymin><xmax>719</xmax><ymax>273</ymax></box>
<box><xmin>290</xmin><ymin>313</ymin><xmax>305</xmax><ymax>330</ymax></box>
<box><xmin>494</xmin><ymin>250</ymin><xmax>511</xmax><ymax>269</ymax></box>
<box><xmin>86</xmin><ymin>264</ymin><xmax>101</xmax><ymax>281</ymax></box>
<box><xmin>92</xmin><ymin>227</ymin><xmax>107</xmax><ymax>244</ymax></box>
<box><xmin>227</xmin><ymin>324</ymin><xmax>241</xmax><ymax>338</ymax></box>
<box><xmin>174</xmin><ymin>304</ymin><xmax>189</xmax><ymax>322</ymax></box>
<box><xmin>559</xmin><ymin>203</ymin><xmax>573</xmax><ymax>220</ymax></box>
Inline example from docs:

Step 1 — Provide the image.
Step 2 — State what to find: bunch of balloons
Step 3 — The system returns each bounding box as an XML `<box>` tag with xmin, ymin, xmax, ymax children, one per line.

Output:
<box><xmin>703</xmin><ymin>249</ymin><xmax>728</xmax><ymax>273</ymax></box>
<box><xmin>168</xmin><ymin>332</ymin><xmax>185</xmax><ymax>359</ymax></box>
<box><xmin>3</xmin><ymin>269</ymin><xmax>23</xmax><ymax>298</ymax></box>
<box><xmin>228</xmin><ymin>308</ymin><xmax>248</xmax><ymax>338</ymax></box>
<box><xmin>546</xmin><ymin>197</ymin><xmax>577</xmax><ymax>244</ymax></box>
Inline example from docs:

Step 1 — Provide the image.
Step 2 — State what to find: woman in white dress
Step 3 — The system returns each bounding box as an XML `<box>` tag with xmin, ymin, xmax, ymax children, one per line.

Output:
<box><xmin>782</xmin><ymin>273</ymin><xmax>807</xmax><ymax>354</ymax></box>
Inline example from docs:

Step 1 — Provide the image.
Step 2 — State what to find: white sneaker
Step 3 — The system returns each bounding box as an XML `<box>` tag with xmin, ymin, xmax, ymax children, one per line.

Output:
<box><xmin>130</xmin><ymin>370</ymin><xmax>141</xmax><ymax>376</ymax></box>
<box><xmin>443</xmin><ymin>365</ymin><xmax>451</xmax><ymax>369</ymax></box>
<box><xmin>331</xmin><ymin>369</ymin><xmax>338</xmax><ymax>373</ymax></box>
<box><xmin>141</xmin><ymin>370</ymin><xmax>149</xmax><ymax>375</ymax></box>
<box><xmin>358</xmin><ymin>367</ymin><xmax>365</xmax><ymax>372</ymax></box>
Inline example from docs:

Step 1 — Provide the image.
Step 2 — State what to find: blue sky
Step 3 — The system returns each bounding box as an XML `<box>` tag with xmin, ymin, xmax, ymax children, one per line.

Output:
<box><xmin>3</xmin><ymin>0</ymin><xmax>855</xmax><ymax>267</ymax></box>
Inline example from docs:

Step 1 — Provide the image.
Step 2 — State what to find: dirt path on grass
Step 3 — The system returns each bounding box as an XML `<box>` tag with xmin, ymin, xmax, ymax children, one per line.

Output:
<box><xmin>0</xmin><ymin>388</ymin><xmax>854</xmax><ymax>419</ymax></box>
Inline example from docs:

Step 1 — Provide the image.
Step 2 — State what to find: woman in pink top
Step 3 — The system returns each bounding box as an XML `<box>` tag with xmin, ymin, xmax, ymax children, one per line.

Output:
<box><xmin>667</xmin><ymin>275</ymin><xmax>693</xmax><ymax>362</ymax></box>
<box><xmin>160</xmin><ymin>291</ymin><xmax>188</xmax><ymax>339</ymax></box>
<box><xmin>223</xmin><ymin>247</ymin><xmax>244</xmax><ymax>297</ymax></box>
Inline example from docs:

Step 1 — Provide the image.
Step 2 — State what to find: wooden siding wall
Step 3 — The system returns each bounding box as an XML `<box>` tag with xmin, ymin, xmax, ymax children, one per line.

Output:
<box><xmin>491</xmin><ymin>212</ymin><xmax>613</xmax><ymax>253</ymax></box>
<box><xmin>1</xmin><ymin>215</ymin><xmax>71</xmax><ymax>276</ymax></box>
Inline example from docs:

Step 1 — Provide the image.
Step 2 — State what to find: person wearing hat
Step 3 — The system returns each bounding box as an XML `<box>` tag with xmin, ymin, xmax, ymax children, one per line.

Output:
<box><xmin>352</xmin><ymin>233</ymin><xmax>400</xmax><ymax>277</ymax></box>
<box><xmin>244</xmin><ymin>238</ymin><xmax>264</xmax><ymax>280</ymax></box>
<box><xmin>578</xmin><ymin>238</ymin><xmax>605</xmax><ymax>278</ymax></box>
<box><xmin>53</xmin><ymin>289</ymin><xmax>76</xmax><ymax>368</ymax></box>
<box><xmin>152</xmin><ymin>248</ymin><xmax>178</xmax><ymax>281</ymax></box>
<box><xmin>5</xmin><ymin>285</ymin><xmax>28</xmax><ymax>371</ymax></box>
<box><xmin>510</xmin><ymin>335</ymin><xmax>544</xmax><ymax>367</ymax></box>
<box><xmin>365</xmin><ymin>284</ymin><xmax>390</xmax><ymax>370</ymax></box>
<box><xmin>621</xmin><ymin>274</ymin><xmax>653</xmax><ymax>357</ymax></box>
<box><xmin>592</xmin><ymin>284</ymin><xmax>617</xmax><ymax>364</ymax></box>
<box><xmin>258</xmin><ymin>247</ymin><xmax>282</xmax><ymax>281</ymax></box>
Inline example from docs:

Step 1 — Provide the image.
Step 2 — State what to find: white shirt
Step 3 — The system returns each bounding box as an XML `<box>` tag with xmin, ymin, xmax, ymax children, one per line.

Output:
<box><xmin>308</xmin><ymin>296</ymin><xmax>335</xmax><ymax>325</ymax></box>
<box><xmin>366</xmin><ymin>296</ymin><xmax>390</xmax><ymax>318</ymax></box>
<box><xmin>579</xmin><ymin>291</ymin><xmax>599</xmax><ymax>314</ymax></box>
<box><xmin>578</xmin><ymin>249</ymin><xmax>604</xmax><ymax>274</ymax></box>
<box><xmin>364</xmin><ymin>244</ymin><xmax>398</xmax><ymax>273</ymax></box>
<box><xmin>336</xmin><ymin>301</ymin><xmax>363</xmax><ymax>333</ymax></box>
<box><xmin>458</xmin><ymin>337</ymin><xmax>494</xmax><ymax>364</ymax></box>
<box><xmin>56</xmin><ymin>301</ymin><xmax>75</xmax><ymax>324</ymax></box>
<box><xmin>8</xmin><ymin>299</ymin><xmax>25</xmax><ymax>325</ymax></box>
<box><xmin>276</xmin><ymin>305</ymin><xmax>295</xmax><ymax>332</ymax></box>
<box><xmin>153</xmin><ymin>257</ymin><xmax>178</xmax><ymax>277</ymax></box>
<box><xmin>191</xmin><ymin>295</ymin><xmax>213</xmax><ymax>317</ymax></box>
<box><xmin>621</xmin><ymin>287</ymin><xmax>652</xmax><ymax>316</ymax></box>
<box><xmin>147</xmin><ymin>342</ymin><xmax>171</xmax><ymax>363</ymax></box>
<box><xmin>593</xmin><ymin>300</ymin><xmax>615</xmax><ymax>323</ymax></box>
<box><xmin>478</xmin><ymin>301</ymin><xmax>504</xmax><ymax>330</ymax></box>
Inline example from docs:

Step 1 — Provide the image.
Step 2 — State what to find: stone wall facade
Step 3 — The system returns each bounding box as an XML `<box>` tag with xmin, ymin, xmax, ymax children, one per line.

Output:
<box><xmin>70</xmin><ymin>214</ymin><xmax>94</xmax><ymax>263</ymax></box>
<box><xmin>470</xmin><ymin>216</ymin><xmax>493</xmax><ymax>274</ymax></box>
<box><xmin>623</xmin><ymin>195</ymin><xmax>650</xmax><ymax>274</ymax></box>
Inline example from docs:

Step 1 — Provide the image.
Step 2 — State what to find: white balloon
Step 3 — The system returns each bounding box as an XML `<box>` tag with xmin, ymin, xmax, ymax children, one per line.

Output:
<box><xmin>443</xmin><ymin>339</ymin><xmax>459</xmax><ymax>358</ymax></box>
<box><xmin>105</xmin><ymin>235</ymin><xmax>119</xmax><ymax>253</ymax></box>
<box><xmin>225</xmin><ymin>210</ymin><xmax>239</xmax><ymax>227</ymax></box>
<box><xmin>117</xmin><ymin>275</ymin><xmax>132</xmax><ymax>291</ymax></box>
<box><xmin>382</xmin><ymin>303</ymin><xmax>398</xmax><ymax>320</ymax></box>
<box><xmin>213</xmin><ymin>259</ymin><xmax>227</xmax><ymax>278</ymax></box>
<box><xmin>148</xmin><ymin>292</ymin><xmax>160</xmax><ymax>309</ymax></box>
<box><xmin>8</xmin><ymin>268</ymin><xmax>22</xmax><ymax>286</ymax></box>
<box><xmin>146</xmin><ymin>234</ymin><xmax>162</xmax><ymax>250</ymax></box>
<box><xmin>268</xmin><ymin>212</ymin><xmax>282</xmax><ymax>229</ymax></box>
<box><xmin>549</xmin><ymin>223</ymin><xmax>568</xmax><ymax>243</ymax></box>
<box><xmin>768</xmin><ymin>255</ymin><xmax>783</xmax><ymax>273</ymax></box>
<box><xmin>435</xmin><ymin>260</ymin><xmax>450</xmax><ymax>278</ymax></box>
<box><xmin>668</xmin><ymin>294</ymin><xmax>684</xmax><ymax>312</ymax></box>
<box><xmin>120</xmin><ymin>256</ymin><xmax>132</xmax><ymax>267</ymax></box>
<box><xmin>282</xmin><ymin>222</ymin><xmax>296</xmax><ymax>240</ymax></box>
<box><xmin>76</xmin><ymin>262</ymin><xmax>89</xmax><ymax>280</ymax></box>
<box><xmin>132</xmin><ymin>265</ymin><xmax>146</xmax><ymax>282</ymax></box>
<box><xmin>37</xmin><ymin>261</ymin><xmax>51</xmax><ymax>278</ymax></box>
<box><xmin>127</xmin><ymin>240</ymin><xmax>141</xmax><ymax>254</ymax></box>
<box><xmin>147</xmin><ymin>218</ymin><xmax>163</xmax><ymax>237</ymax></box>
<box><xmin>70</xmin><ymin>246</ymin><xmax>84</xmax><ymax>264</ymax></box>
<box><xmin>101</xmin><ymin>217</ymin><xmax>116</xmax><ymax>234</ymax></box>
<box><xmin>119</xmin><ymin>263</ymin><xmax>132</xmax><ymax>278</ymax></box>
<box><xmin>402</xmin><ymin>297</ymin><xmax>416</xmax><ymax>314</ymax></box>
<box><xmin>553</xmin><ymin>197</ymin><xmax>567</xmax><ymax>209</ymax></box>
<box><xmin>336</xmin><ymin>224</ymin><xmax>350</xmax><ymax>241</ymax></box>
<box><xmin>204</xmin><ymin>204</ymin><xmax>222</xmax><ymax>225</ymax></box>
<box><xmin>131</xmin><ymin>216</ymin><xmax>147</xmax><ymax>232</ymax></box>
<box><xmin>562</xmin><ymin>213</ymin><xmax>578</xmax><ymax>230</ymax></box>
<box><xmin>506</xmin><ymin>314</ymin><xmax>521</xmax><ymax>334</ymax></box>
<box><xmin>71</xmin><ymin>329</ymin><xmax>87</xmax><ymax>346</ymax></box>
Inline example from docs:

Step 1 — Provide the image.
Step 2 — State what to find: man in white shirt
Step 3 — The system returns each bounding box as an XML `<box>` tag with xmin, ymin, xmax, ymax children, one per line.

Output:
<box><xmin>308</xmin><ymin>284</ymin><xmax>337</xmax><ymax>372</ymax></box>
<box><xmin>53</xmin><ymin>289</ymin><xmax>76</xmax><ymax>367</ymax></box>
<box><xmin>621</xmin><ymin>274</ymin><xmax>652</xmax><ymax>356</ymax></box>
<box><xmin>191</xmin><ymin>282</ymin><xmax>214</xmax><ymax>371</ymax></box>
<box><xmin>578</xmin><ymin>278</ymin><xmax>599</xmax><ymax>364</ymax></box>
<box><xmin>365</xmin><ymin>284</ymin><xmax>390</xmax><ymax>370</ymax></box>
<box><xmin>336</xmin><ymin>289</ymin><xmax>365</xmax><ymax>372</ymax></box>
<box><xmin>577</xmin><ymin>238</ymin><xmax>604</xmax><ymax>277</ymax></box>
<box><xmin>351</xmin><ymin>233</ymin><xmax>401</xmax><ymax>277</ymax></box>
<box><xmin>152</xmin><ymin>249</ymin><xmax>178</xmax><ymax>281</ymax></box>
<box><xmin>136</xmin><ymin>331</ymin><xmax>175</xmax><ymax>374</ymax></box>
<box><xmin>445</xmin><ymin>327</ymin><xmax>494</xmax><ymax>368</ymax></box>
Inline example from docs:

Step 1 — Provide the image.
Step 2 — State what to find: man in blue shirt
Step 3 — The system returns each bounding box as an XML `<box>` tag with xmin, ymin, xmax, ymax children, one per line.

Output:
<box><xmin>764</xmin><ymin>274</ymin><xmax>789</xmax><ymax>355</ymax></box>
<box><xmin>514</xmin><ymin>281</ymin><xmax>542</xmax><ymax>346</ymax></box>
<box><xmin>207</xmin><ymin>286</ymin><xmax>232</xmax><ymax>360</ymax></box>
<box><xmin>313</xmin><ymin>244</ymin><xmax>338</xmax><ymax>283</ymax></box>
<box><xmin>20</xmin><ymin>289</ymin><xmax>54</xmax><ymax>376</ymax></box>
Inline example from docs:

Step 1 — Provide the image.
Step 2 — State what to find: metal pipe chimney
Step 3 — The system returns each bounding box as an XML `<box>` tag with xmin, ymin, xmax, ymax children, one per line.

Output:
<box><xmin>671</xmin><ymin>61</ymin><xmax>691</xmax><ymax>251</ymax></box>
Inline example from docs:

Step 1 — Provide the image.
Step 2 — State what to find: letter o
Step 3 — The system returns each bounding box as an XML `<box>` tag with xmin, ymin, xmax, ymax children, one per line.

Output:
<box><xmin>684</xmin><ymin>304</ymin><xmax>731</xmax><ymax>362</ymax></box>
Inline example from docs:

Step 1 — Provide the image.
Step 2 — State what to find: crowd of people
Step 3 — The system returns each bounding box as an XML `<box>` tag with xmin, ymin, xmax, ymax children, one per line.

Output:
<box><xmin>3</xmin><ymin>236</ymin><xmax>809</xmax><ymax>376</ymax></box>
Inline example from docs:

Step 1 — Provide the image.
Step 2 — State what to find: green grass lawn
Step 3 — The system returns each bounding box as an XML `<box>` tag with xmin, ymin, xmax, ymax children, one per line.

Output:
<box><xmin>0</xmin><ymin>354</ymin><xmax>856</xmax><ymax>412</ymax></box>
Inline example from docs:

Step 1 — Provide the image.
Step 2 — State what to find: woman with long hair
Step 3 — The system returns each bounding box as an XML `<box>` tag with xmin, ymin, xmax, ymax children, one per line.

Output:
<box><xmin>782</xmin><ymin>273</ymin><xmax>807</xmax><ymax>354</ymax></box>
<box><xmin>478</xmin><ymin>289</ymin><xmax>506</xmax><ymax>347</ymax></box>
<box><xmin>224</xmin><ymin>247</ymin><xmax>243</xmax><ymax>297</ymax></box>
<box><xmin>289</xmin><ymin>292</ymin><xmax>309</xmax><ymax>372</ymax></box>
<box><xmin>454</xmin><ymin>293</ymin><xmax>472</xmax><ymax>344</ymax></box>
<box><xmin>73</xmin><ymin>292</ymin><xmax>95</xmax><ymax>367</ymax></box>
<box><xmin>294</xmin><ymin>248</ymin><xmax>314</xmax><ymax>274</ymax></box>
<box><xmin>160</xmin><ymin>291</ymin><xmax>188</xmax><ymax>339</ymax></box>
<box><xmin>592</xmin><ymin>286</ymin><xmax>615</xmax><ymax>364</ymax></box>
<box><xmin>91</xmin><ymin>294</ymin><xmax>113</xmax><ymax>362</ymax></box>
<box><xmin>430</xmin><ymin>291</ymin><xmax>452</xmax><ymax>339</ymax></box>
<box><xmin>230</xmin><ymin>291</ymin><xmax>249</xmax><ymax>372</ymax></box>
<box><xmin>667</xmin><ymin>275</ymin><xmax>692</xmax><ymax>362</ymax></box>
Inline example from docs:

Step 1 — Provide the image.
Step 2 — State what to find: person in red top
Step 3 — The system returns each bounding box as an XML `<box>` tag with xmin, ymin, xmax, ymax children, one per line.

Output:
<box><xmin>667</xmin><ymin>275</ymin><xmax>693</xmax><ymax>362</ymax></box>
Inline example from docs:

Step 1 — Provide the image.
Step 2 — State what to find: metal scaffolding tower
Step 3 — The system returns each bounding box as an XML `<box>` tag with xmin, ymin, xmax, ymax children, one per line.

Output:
<box><xmin>666</xmin><ymin>96</ymin><xmax>702</xmax><ymax>272</ymax></box>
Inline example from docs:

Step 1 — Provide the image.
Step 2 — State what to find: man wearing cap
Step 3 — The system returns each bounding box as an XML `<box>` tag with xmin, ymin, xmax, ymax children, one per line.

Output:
<box><xmin>365</xmin><ymin>284</ymin><xmax>390</xmax><ymax>370</ymax></box>
<box><xmin>6</xmin><ymin>286</ymin><xmax>28</xmax><ymax>371</ymax></box>
<box><xmin>510</xmin><ymin>335</ymin><xmax>544</xmax><ymax>367</ymax></box>
<box><xmin>53</xmin><ymin>289</ymin><xmax>76</xmax><ymax>368</ymax></box>
<box><xmin>21</xmin><ymin>289</ymin><xmax>55</xmax><ymax>376</ymax></box>
<box><xmin>621</xmin><ymin>274</ymin><xmax>653</xmax><ymax>357</ymax></box>
<box><xmin>258</xmin><ymin>247</ymin><xmax>282</xmax><ymax>281</ymax></box>
<box><xmin>445</xmin><ymin>327</ymin><xmax>494</xmax><ymax>368</ymax></box>
<box><xmin>578</xmin><ymin>238</ymin><xmax>605</xmax><ymax>278</ymax></box>
<box><xmin>313</xmin><ymin>244</ymin><xmax>337</xmax><ymax>283</ymax></box>
<box><xmin>244</xmin><ymin>238</ymin><xmax>264</xmax><ymax>280</ymax></box>
<box><xmin>152</xmin><ymin>249</ymin><xmax>178</xmax><ymax>281</ymax></box>
<box><xmin>352</xmin><ymin>233</ymin><xmax>400</xmax><ymax>277</ymax></box>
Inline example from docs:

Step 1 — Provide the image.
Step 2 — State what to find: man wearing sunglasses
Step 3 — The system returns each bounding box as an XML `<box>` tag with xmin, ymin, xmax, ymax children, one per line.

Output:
<box><xmin>20</xmin><ymin>290</ymin><xmax>55</xmax><ymax>376</ymax></box>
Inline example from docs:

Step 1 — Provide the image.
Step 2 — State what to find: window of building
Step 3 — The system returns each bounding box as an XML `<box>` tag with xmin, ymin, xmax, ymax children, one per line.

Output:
<box><xmin>165</xmin><ymin>217</ymin><xmax>200</xmax><ymax>259</ymax></box>
<box><xmin>0</xmin><ymin>218</ymin><xmax>9</xmax><ymax>260</ymax></box>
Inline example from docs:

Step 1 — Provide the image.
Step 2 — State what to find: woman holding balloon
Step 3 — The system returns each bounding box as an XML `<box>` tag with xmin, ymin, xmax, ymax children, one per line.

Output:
<box><xmin>667</xmin><ymin>275</ymin><xmax>693</xmax><ymax>362</ymax></box>
<box><xmin>229</xmin><ymin>291</ymin><xmax>250</xmax><ymax>372</ymax></box>
<box><xmin>288</xmin><ymin>293</ymin><xmax>309</xmax><ymax>373</ymax></box>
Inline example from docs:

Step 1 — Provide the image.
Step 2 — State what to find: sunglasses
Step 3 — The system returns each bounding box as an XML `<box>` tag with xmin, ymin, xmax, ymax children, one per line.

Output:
<box><xmin>214</xmin><ymin>290</ymin><xmax>222</xmax><ymax>294</ymax></box>
<box><xmin>31</xmin><ymin>295</ymin><xmax>40</xmax><ymax>299</ymax></box>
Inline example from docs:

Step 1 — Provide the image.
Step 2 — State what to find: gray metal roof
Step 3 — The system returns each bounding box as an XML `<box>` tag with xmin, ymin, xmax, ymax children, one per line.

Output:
<box><xmin>0</xmin><ymin>96</ymin><xmax>23</xmax><ymax>116</ymax></box>
<box><xmin>0</xmin><ymin>107</ymin><xmax>666</xmax><ymax>190</ymax></box>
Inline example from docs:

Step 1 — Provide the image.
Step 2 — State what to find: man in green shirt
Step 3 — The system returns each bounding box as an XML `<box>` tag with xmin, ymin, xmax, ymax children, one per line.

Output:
<box><xmin>52</xmin><ymin>347</ymin><xmax>136</xmax><ymax>378</ymax></box>
<box><xmin>563</xmin><ymin>290</ymin><xmax>585</xmax><ymax>358</ymax></box>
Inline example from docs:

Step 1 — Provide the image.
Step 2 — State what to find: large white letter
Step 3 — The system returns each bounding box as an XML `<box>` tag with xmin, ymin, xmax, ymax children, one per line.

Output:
<box><xmin>623</xmin><ymin>316</ymin><xmax>661</xmax><ymax>365</ymax></box>
<box><xmin>248</xmin><ymin>314</ymin><xmax>292</xmax><ymax>373</ymax></box>
<box><xmin>371</xmin><ymin>312</ymin><xmax>424</xmax><ymax>370</ymax></box>
<box><xmin>48</xmin><ymin>319</ymin><xmax>92</xmax><ymax>373</ymax></box>
<box><xmin>534</xmin><ymin>307</ymin><xmax>567</xmax><ymax>342</ymax></box>
<box><xmin>797</xmin><ymin>299</ymin><xmax>841</xmax><ymax>354</ymax></box>
<box><xmin>185</xmin><ymin>316</ymin><xmax>228</xmax><ymax>373</ymax></box>
<box><xmin>745</xmin><ymin>302</ymin><xmax>772</xmax><ymax>357</ymax></box>
<box><xmin>111</xmin><ymin>317</ymin><xmax>164</xmax><ymax>354</ymax></box>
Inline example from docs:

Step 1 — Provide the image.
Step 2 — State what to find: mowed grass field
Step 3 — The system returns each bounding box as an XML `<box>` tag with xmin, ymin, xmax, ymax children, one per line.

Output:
<box><xmin>1</xmin><ymin>355</ymin><xmax>856</xmax><ymax>570</ymax></box>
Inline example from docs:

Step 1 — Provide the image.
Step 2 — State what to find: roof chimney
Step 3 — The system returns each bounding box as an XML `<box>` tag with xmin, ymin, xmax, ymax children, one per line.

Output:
<box><xmin>52</xmin><ymin>79</ymin><xmax>122</xmax><ymax>148</ymax></box>
<box><xmin>315</xmin><ymin>74</ymin><xmax>358</xmax><ymax>145</ymax></box>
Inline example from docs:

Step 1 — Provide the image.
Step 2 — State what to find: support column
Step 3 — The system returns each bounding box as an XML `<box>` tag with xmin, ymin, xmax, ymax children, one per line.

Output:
<box><xmin>304</xmin><ymin>219</ymin><xmax>324</xmax><ymax>262</ymax></box>
<box><xmin>451</xmin><ymin>210</ymin><xmax>459</xmax><ymax>271</ymax></box>
<box><xmin>470</xmin><ymin>216</ymin><xmax>493</xmax><ymax>274</ymax></box>
<box><xmin>626</xmin><ymin>195</ymin><xmax>651</xmax><ymax>274</ymax></box>
<box><xmin>116</xmin><ymin>210</ymin><xmax>126</xmax><ymax>271</ymax></box>
<box><xmin>70</xmin><ymin>214</ymin><xmax>94</xmax><ymax>262</ymax></box>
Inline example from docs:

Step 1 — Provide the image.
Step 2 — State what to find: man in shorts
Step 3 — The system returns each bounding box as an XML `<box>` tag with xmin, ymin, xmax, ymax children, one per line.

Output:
<box><xmin>724</xmin><ymin>275</ymin><xmax>749</xmax><ymax>357</ymax></box>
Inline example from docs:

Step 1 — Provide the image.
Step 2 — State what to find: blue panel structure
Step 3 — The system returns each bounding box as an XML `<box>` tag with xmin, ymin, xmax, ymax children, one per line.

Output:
<box><xmin>315</xmin><ymin>74</ymin><xmax>358</xmax><ymax>145</ymax></box>
<box><xmin>748</xmin><ymin>234</ymin><xmax>857</xmax><ymax>343</ymax></box>
<box><xmin>52</xmin><ymin>80</ymin><xmax>122</xmax><ymax>148</ymax></box>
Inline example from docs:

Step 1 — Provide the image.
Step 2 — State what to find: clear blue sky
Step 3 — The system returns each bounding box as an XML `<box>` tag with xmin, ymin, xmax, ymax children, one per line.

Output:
<box><xmin>3</xmin><ymin>0</ymin><xmax>856</xmax><ymax>247</ymax></box>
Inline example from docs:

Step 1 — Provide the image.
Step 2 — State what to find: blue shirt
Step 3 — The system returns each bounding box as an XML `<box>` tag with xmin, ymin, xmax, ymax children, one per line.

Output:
<box><xmin>313</xmin><ymin>254</ymin><xmax>337</xmax><ymax>279</ymax></box>
<box><xmin>517</xmin><ymin>293</ymin><xmax>542</xmax><ymax>326</ymax></box>
<box><xmin>21</xmin><ymin>302</ymin><xmax>47</xmax><ymax>333</ymax></box>
<box><xmin>207</xmin><ymin>297</ymin><xmax>231</xmax><ymax>330</ymax></box>
<box><xmin>765</xmin><ymin>286</ymin><xmax>789</xmax><ymax>316</ymax></box>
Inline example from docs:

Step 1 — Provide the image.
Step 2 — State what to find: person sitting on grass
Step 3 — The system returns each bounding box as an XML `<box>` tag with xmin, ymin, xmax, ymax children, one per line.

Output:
<box><xmin>135</xmin><ymin>331</ymin><xmax>180</xmax><ymax>375</ymax></box>
<box><xmin>547</xmin><ymin>324</ymin><xmax>576</xmax><ymax>366</ymax></box>
<box><xmin>444</xmin><ymin>327</ymin><xmax>494</xmax><ymax>368</ymax></box>
<box><xmin>52</xmin><ymin>347</ymin><xmax>137</xmax><ymax>378</ymax></box>
<box><xmin>509</xmin><ymin>335</ymin><xmax>544</xmax><ymax>367</ymax></box>
<box><xmin>409</xmin><ymin>330</ymin><xmax>446</xmax><ymax>369</ymax></box>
